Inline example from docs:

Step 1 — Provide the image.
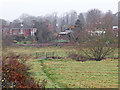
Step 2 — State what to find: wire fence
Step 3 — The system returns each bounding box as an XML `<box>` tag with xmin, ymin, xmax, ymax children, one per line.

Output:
<box><xmin>33</xmin><ymin>51</ymin><xmax>74</xmax><ymax>59</ymax></box>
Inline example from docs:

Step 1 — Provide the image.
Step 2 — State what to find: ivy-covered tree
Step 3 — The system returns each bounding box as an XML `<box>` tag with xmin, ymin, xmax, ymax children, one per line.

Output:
<box><xmin>78</xmin><ymin>13</ymin><xmax>86</xmax><ymax>29</ymax></box>
<box><xmin>34</xmin><ymin>21</ymin><xmax>53</xmax><ymax>43</ymax></box>
<box><xmin>74</xmin><ymin>19</ymin><xmax>83</xmax><ymax>30</ymax></box>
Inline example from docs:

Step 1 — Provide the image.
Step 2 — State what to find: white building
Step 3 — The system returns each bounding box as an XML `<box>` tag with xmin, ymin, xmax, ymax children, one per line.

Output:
<box><xmin>113</xmin><ymin>26</ymin><xmax>118</xmax><ymax>30</ymax></box>
<box><xmin>88</xmin><ymin>30</ymin><xmax>105</xmax><ymax>36</ymax></box>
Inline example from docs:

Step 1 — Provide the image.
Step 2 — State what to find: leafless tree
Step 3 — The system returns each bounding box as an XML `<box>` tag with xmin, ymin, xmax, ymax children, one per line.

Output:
<box><xmin>68</xmin><ymin>9</ymin><xmax>116</xmax><ymax>61</ymax></box>
<box><xmin>100</xmin><ymin>10</ymin><xmax>114</xmax><ymax>30</ymax></box>
<box><xmin>86</xmin><ymin>9</ymin><xmax>102</xmax><ymax>30</ymax></box>
<box><xmin>82</xmin><ymin>31</ymin><xmax>115</xmax><ymax>61</ymax></box>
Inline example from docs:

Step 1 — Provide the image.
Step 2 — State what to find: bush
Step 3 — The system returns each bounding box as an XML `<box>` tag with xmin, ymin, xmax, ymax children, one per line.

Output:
<box><xmin>25</xmin><ymin>36</ymin><xmax>33</xmax><ymax>41</ymax></box>
<box><xmin>80</xmin><ymin>32</ymin><xmax>115</xmax><ymax>61</ymax></box>
<box><xmin>13</xmin><ymin>35</ymin><xmax>25</xmax><ymax>42</ymax></box>
<box><xmin>13</xmin><ymin>40</ymin><xmax>17</xmax><ymax>43</ymax></box>
<box><xmin>68</xmin><ymin>53</ymin><xmax>88</xmax><ymax>62</ymax></box>
<box><xmin>24</xmin><ymin>41</ymin><xmax>26</xmax><ymax>44</ymax></box>
<box><xmin>2</xmin><ymin>53</ymin><xmax>44</xmax><ymax>88</ymax></box>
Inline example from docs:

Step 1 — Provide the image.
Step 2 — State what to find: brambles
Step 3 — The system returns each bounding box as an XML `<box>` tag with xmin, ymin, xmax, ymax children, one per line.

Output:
<box><xmin>2</xmin><ymin>53</ymin><xmax>43</xmax><ymax>88</ymax></box>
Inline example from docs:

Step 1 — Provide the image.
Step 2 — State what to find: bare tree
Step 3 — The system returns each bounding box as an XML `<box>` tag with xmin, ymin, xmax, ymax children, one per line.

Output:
<box><xmin>67</xmin><ymin>9</ymin><xmax>116</xmax><ymax>61</ymax></box>
<box><xmin>113</xmin><ymin>12</ymin><xmax>118</xmax><ymax>26</ymax></box>
<box><xmin>44</xmin><ymin>12</ymin><xmax>58</xmax><ymax>33</ymax></box>
<box><xmin>101</xmin><ymin>10</ymin><xmax>114</xmax><ymax>30</ymax></box>
<box><xmin>19</xmin><ymin>14</ymin><xmax>37</xmax><ymax>28</ymax></box>
<box><xmin>82</xmin><ymin>31</ymin><xmax>115</xmax><ymax>61</ymax></box>
<box><xmin>69</xmin><ymin>10</ymin><xmax>78</xmax><ymax>25</ymax></box>
<box><xmin>86</xmin><ymin>9</ymin><xmax>102</xmax><ymax>29</ymax></box>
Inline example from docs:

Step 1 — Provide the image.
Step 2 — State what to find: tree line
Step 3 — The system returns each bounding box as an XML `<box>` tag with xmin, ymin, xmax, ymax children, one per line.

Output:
<box><xmin>1</xmin><ymin>9</ymin><xmax>118</xmax><ymax>49</ymax></box>
<box><xmin>1</xmin><ymin>9</ymin><xmax>117</xmax><ymax>32</ymax></box>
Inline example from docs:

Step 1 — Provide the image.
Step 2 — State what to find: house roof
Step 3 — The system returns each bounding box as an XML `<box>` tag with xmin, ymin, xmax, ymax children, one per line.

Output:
<box><xmin>10</xmin><ymin>28</ymin><xmax>37</xmax><ymax>30</ymax></box>
<box><xmin>69</xmin><ymin>25</ymin><xmax>75</xmax><ymax>29</ymax></box>
<box><xmin>59</xmin><ymin>32</ymin><xmax>69</xmax><ymax>35</ymax></box>
<box><xmin>59</xmin><ymin>30</ymin><xmax>72</xmax><ymax>35</ymax></box>
<box><xmin>88</xmin><ymin>30</ymin><xmax>105</xmax><ymax>34</ymax></box>
<box><xmin>65</xmin><ymin>30</ymin><xmax>72</xmax><ymax>33</ymax></box>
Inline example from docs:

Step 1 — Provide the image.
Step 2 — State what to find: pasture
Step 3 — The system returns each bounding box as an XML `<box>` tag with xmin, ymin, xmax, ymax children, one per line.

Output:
<box><xmin>3</xmin><ymin>46</ymin><xmax>118</xmax><ymax>88</ymax></box>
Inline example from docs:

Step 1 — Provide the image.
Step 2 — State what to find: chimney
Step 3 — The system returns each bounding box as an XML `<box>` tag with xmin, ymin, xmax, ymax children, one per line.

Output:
<box><xmin>61</xmin><ymin>27</ymin><xmax>63</xmax><ymax>32</ymax></box>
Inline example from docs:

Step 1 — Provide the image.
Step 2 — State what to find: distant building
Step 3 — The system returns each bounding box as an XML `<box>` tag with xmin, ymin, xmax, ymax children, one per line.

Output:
<box><xmin>88</xmin><ymin>30</ymin><xmax>105</xmax><ymax>36</ymax></box>
<box><xmin>113</xmin><ymin>25</ymin><xmax>118</xmax><ymax>30</ymax></box>
<box><xmin>86</xmin><ymin>27</ymin><xmax>106</xmax><ymax>36</ymax></box>
<box><xmin>6</xmin><ymin>28</ymin><xmax>37</xmax><ymax>36</ymax></box>
<box><xmin>57</xmin><ymin>25</ymin><xmax>75</xmax><ymax>40</ymax></box>
<box><xmin>69</xmin><ymin>25</ymin><xmax>75</xmax><ymax>30</ymax></box>
<box><xmin>112</xmin><ymin>25</ymin><xmax>118</xmax><ymax>37</ymax></box>
<box><xmin>58</xmin><ymin>25</ymin><xmax>74</xmax><ymax>36</ymax></box>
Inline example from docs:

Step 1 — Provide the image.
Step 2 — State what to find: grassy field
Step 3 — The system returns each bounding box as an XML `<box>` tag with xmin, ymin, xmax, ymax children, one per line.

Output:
<box><xmin>16</xmin><ymin>41</ymin><xmax>32</xmax><ymax>44</ymax></box>
<box><xmin>29</xmin><ymin>58</ymin><xmax>118</xmax><ymax>88</ymax></box>
<box><xmin>4</xmin><ymin>46</ymin><xmax>118</xmax><ymax>88</ymax></box>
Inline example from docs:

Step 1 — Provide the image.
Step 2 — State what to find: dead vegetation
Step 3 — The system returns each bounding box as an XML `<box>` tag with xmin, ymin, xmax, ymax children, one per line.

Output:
<box><xmin>2</xmin><ymin>52</ymin><xmax>44</xmax><ymax>88</ymax></box>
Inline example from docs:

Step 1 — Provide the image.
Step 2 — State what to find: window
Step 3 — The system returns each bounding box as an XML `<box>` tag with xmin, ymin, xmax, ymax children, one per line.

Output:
<box><xmin>10</xmin><ymin>29</ymin><xmax>12</xmax><ymax>35</ymax></box>
<box><xmin>20</xmin><ymin>29</ymin><xmax>24</xmax><ymax>34</ymax></box>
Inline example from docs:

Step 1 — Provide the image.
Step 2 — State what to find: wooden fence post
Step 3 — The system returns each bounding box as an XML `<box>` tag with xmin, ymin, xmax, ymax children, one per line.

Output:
<box><xmin>46</xmin><ymin>52</ymin><xmax>47</xmax><ymax>58</ymax></box>
<box><xmin>36</xmin><ymin>52</ymin><xmax>38</xmax><ymax>58</ymax></box>
<box><xmin>40</xmin><ymin>52</ymin><xmax>41</xmax><ymax>56</ymax></box>
<box><xmin>43</xmin><ymin>52</ymin><xmax>45</xmax><ymax>56</ymax></box>
<box><xmin>53</xmin><ymin>52</ymin><xmax>54</xmax><ymax>58</ymax></box>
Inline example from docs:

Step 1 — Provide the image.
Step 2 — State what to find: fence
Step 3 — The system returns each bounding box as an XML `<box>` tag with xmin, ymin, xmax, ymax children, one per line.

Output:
<box><xmin>36</xmin><ymin>52</ymin><xmax>54</xmax><ymax>58</ymax></box>
<box><xmin>35</xmin><ymin>51</ymin><xmax>73</xmax><ymax>59</ymax></box>
<box><xmin>18</xmin><ymin>42</ymin><xmax>73</xmax><ymax>47</ymax></box>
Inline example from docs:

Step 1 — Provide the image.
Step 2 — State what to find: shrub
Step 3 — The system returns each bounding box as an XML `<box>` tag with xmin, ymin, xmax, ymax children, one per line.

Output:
<box><xmin>2</xmin><ymin>53</ymin><xmax>44</xmax><ymax>88</ymax></box>
<box><xmin>13</xmin><ymin>35</ymin><xmax>25</xmax><ymax>42</ymax></box>
<box><xmin>13</xmin><ymin>40</ymin><xmax>17</xmax><ymax>43</ymax></box>
<box><xmin>80</xmin><ymin>32</ymin><xmax>115</xmax><ymax>61</ymax></box>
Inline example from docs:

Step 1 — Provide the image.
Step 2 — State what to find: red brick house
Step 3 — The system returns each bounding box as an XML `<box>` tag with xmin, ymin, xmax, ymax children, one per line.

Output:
<box><xmin>6</xmin><ymin>28</ymin><xmax>37</xmax><ymax>37</ymax></box>
<box><xmin>3</xmin><ymin>20</ymin><xmax>54</xmax><ymax>37</ymax></box>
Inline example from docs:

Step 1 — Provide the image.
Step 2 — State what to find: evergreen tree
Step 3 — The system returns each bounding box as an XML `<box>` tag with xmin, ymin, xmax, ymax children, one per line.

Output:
<box><xmin>75</xmin><ymin>19</ymin><xmax>83</xmax><ymax>30</ymax></box>
<box><xmin>78</xmin><ymin>13</ymin><xmax>85</xmax><ymax>29</ymax></box>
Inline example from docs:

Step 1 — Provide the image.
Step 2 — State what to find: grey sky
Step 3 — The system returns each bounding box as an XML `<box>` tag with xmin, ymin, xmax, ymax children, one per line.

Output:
<box><xmin>0</xmin><ymin>0</ymin><xmax>119</xmax><ymax>21</ymax></box>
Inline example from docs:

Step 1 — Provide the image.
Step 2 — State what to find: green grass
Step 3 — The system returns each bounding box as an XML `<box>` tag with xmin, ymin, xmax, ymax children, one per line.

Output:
<box><xmin>4</xmin><ymin>46</ymin><xmax>118</xmax><ymax>88</ymax></box>
<box><xmin>28</xmin><ymin>58</ymin><xmax>118</xmax><ymax>88</ymax></box>
<box><xmin>6</xmin><ymin>46</ymin><xmax>76</xmax><ymax>58</ymax></box>
<box><xmin>7</xmin><ymin>46</ymin><xmax>118</xmax><ymax>59</ymax></box>
<box><xmin>53</xmin><ymin>39</ymin><xmax>69</xmax><ymax>42</ymax></box>
<box><xmin>16</xmin><ymin>41</ymin><xmax>32</xmax><ymax>44</ymax></box>
<box><xmin>45</xmin><ymin>59</ymin><xmax>118</xmax><ymax>88</ymax></box>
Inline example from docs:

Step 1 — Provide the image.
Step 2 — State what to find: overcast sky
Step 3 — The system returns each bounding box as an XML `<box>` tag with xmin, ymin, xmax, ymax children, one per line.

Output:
<box><xmin>0</xmin><ymin>0</ymin><xmax>119</xmax><ymax>21</ymax></box>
